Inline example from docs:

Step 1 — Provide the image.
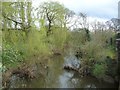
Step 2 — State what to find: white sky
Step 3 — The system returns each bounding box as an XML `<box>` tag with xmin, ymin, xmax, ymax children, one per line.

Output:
<box><xmin>32</xmin><ymin>0</ymin><xmax>119</xmax><ymax>20</ymax></box>
<box><xmin>32</xmin><ymin>0</ymin><xmax>120</xmax><ymax>29</ymax></box>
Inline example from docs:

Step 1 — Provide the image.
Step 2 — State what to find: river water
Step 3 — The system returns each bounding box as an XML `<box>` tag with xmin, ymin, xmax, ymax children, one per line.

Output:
<box><xmin>9</xmin><ymin>55</ymin><xmax>118</xmax><ymax>88</ymax></box>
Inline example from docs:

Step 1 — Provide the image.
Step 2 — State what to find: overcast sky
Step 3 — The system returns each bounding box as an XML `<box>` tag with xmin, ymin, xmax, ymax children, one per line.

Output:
<box><xmin>32</xmin><ymin>0</ymin><xmax>119</xmax><ymax>22</ymax></box>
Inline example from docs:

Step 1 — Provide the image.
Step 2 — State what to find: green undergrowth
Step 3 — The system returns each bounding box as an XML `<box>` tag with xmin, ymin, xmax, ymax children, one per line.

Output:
<box><xmin>2</xmin><ymin>29</ymin><xmax>52</xmax><ymax>70</ymax></box>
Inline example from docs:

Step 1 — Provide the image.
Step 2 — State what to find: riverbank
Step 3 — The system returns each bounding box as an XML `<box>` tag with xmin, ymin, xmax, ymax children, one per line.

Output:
<box><xmin>2</xmin><ymin>55</ymin><xmax>51</xmax><ymax>88</ymax></box>
<box><xmin>2</xmin><ymin>54</ymin><xmax>119</xmax><ymax>88</ymax></box>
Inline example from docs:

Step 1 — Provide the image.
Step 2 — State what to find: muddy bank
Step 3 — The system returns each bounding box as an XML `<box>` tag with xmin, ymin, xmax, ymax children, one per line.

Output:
<box><xmin>2</xmin><ymin>55</ymin><xmax>50</xmax><ymax>88</ymax></box>
<box><xmin>63</xmin><ymin>64</ymin><xmax>119</xmax><ymax>85</ymax></box>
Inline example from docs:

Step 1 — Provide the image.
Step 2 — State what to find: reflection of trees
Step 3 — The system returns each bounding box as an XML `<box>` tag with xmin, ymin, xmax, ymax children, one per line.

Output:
<box><xmin>68</xmin><ymin>72</ymin><xmax>97</xmax><ymax>88</ymax></box>
<box><xmin>67</xmin><ymin>72</ymin><xmax>80</xmax><ymax>88</ymax></box>
<box><xmin>45</xmin><ymin>56</ymin><xmax>64</xmax><ymax>88</ymax></box>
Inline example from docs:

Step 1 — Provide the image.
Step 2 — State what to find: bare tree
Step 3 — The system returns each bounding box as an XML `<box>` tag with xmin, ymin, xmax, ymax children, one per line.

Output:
<box><xmin>63</xmin><ymin>8</ymin><xmax>76</xmax><ymax>30</ymax></box>
<box><xmin>77</xmin><ymin>12</ymin><xmax>89</xmax><ymax>29</ymax></box>
<box><xmin>91</xmin><ymin>20</ymin><xmax>106</xmax><ymax>33</ymax></box>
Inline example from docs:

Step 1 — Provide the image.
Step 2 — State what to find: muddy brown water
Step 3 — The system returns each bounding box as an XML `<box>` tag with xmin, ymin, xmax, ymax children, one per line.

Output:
<box><xmin>8</xmin><ymin>55</ymin><xmax>118</xmax><ymax>88</ymax></box>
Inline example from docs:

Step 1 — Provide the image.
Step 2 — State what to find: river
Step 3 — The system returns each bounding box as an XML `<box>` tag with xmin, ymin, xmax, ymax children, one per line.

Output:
<box><xmin>8</xmin><ymin>55</ymin><xmax>118</xmax><ymax>88</ymax></box>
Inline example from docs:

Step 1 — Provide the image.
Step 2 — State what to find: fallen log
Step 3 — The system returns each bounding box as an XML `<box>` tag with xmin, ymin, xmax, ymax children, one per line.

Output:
<box><xmin>63</xmin><ymin>65</ymin><xmax>91</xmax><ymax>77</ymax></box>
<box><xmin>63</xmin><ymin>65</ymin><xmax>79</xmax><ymax>72</ymax></box>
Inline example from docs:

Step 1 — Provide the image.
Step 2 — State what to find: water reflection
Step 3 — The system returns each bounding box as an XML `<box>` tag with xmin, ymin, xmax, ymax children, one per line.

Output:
<box><xmin>8</xmin><ymin>55</ymin><xmax>117</xmax><ymax>88</ymax></box>
<box><xmin>59</xmin><ymin>71</ymin><xmax>74</xmax><ymax>88</ymax></box>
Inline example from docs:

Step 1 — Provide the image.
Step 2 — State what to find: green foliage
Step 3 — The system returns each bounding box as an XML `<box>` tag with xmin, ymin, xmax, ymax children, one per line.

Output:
<box><xmin>36</xmin><ymin>1</ymin><xmax>65</xmax><ymax>29</ymax></box>
<box><xmin>81</xmin><ymin>30</ymin><xmax>115</xmax><ymax>60</ymax></box>
<box><xmin>66</xmin><ymin>29</ymin><xmax>87</xmax><ymax>53</ymax></box>
<box><xmin>2</xmin><ymin>27</ymin><xmax>52</xmax><ymax>68</ymax></box>
<box><xmin>26</xmin><ymin>30</ymin><xmax>51</xmax><ymax>57</ymax></box>
<box><xmin>105</xmin><ymin>57</ymin><xmax>118</xmax><ymax>77</ymax></box>
<box><xmin>2</xmin><ymin>30</ymin><xmax>26</xmax><ymax>68</ymax></box>
<box><xmin>71</xmin><ymin>30</ymin><xmax>87</xmax><ymax>45</ymax></box>
<box><xmin>0</xmin><ymin>62</ymin><xmax>7</xmax><ymax>72</ymax></box>
<box><xmin>91</xmin><ymin>30</ymin><xmax>115</xmax><ymax>47</ymax></box>
<box><xmin>3</xmin><ymin>30</ymin><xmax>26</xmax><ymax>44</ymax></box>
<box><xmin>92</xmin><ymin>64</ymin><xmax>107</xmax><ymax>79</ymax></box>
<box><xmin>1</xmin><ymin>1</ymin><xmax>117</xmax><ymax>81</ymax></box>
<box><xmin>2</xmin><ymin>43</ymin><xmax>24</xmax><ymax>68</ymax></box>
<box><xmin>68</xmin><ymin>30</ymin><xmax>116</xmax><ymax>78</ymax></box>
<box><xmin>49</xmin><ymin>28</ymin><xmax>68</xmax><ymax>51</ymax></box>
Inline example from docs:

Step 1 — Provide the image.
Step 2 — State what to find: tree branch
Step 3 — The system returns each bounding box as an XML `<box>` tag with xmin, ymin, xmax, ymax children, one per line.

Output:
<box><xmin>2</xmin><ymin>12</ymin><xmax>22</xmax><ymax>25</ymax></box>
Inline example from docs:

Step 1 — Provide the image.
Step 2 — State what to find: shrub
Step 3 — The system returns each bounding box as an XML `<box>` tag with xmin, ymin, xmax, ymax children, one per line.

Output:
<box><xmin>78</xmin><ymin>30</ymin><xmax>116</xmax><ymax>78</ymax></box>
<box><xmin>25</xmin><ymin>29</ymin><xmax>51</xmax><ymax>57</ymax></box>
<box><xmin>2</xmin><ymin>43</ymin><xmax>24</xmax><ymax>68</ymax></box>
<box><xmin>92</xmin><ymin>64</ymin><xmax>107</xmax><ymax>79</ymax></box>
<box><xmin>49</xmin><ymin>27</ymin><xmax>68</xmax><ymax>52</ymax></box>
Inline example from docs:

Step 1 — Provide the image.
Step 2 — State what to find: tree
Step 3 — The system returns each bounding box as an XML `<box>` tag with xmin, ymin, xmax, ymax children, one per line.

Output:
<box><xmin>105</xmin><ymin>20</ymin><xmax>115</xmax><ymax>30</ymax></box>
<box><xmin>91</xmin><ymin>20</ymin><xmax>106</xmax><ymax>33</ymax></box>
<box><xmin>63</xmin><ymin>8</ymin><xmax>75</xmax><ymax>30</ymax></box>
<box><xmin>2</xmin><ymin>1</ymin><xmax>32</xmax><ymax>36</ymax></box>
<box><xmin>77</xmin><ymin>12</ymin><xmax>89</xmax><ymax>29</ymax></box>
<box><xmin>77</xmin><ymin>13</ymin><xmax>90</xmax><ymax>41</ymax></box>
<box><xmin>36</xmin><ymin>1</ymin><xmax>65</xmax><ymax>36</ymax></box>
<box><xmin>111</xmin><ymin>18</ymin><xmax>120</xmax><ymax>32</ymax></box>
